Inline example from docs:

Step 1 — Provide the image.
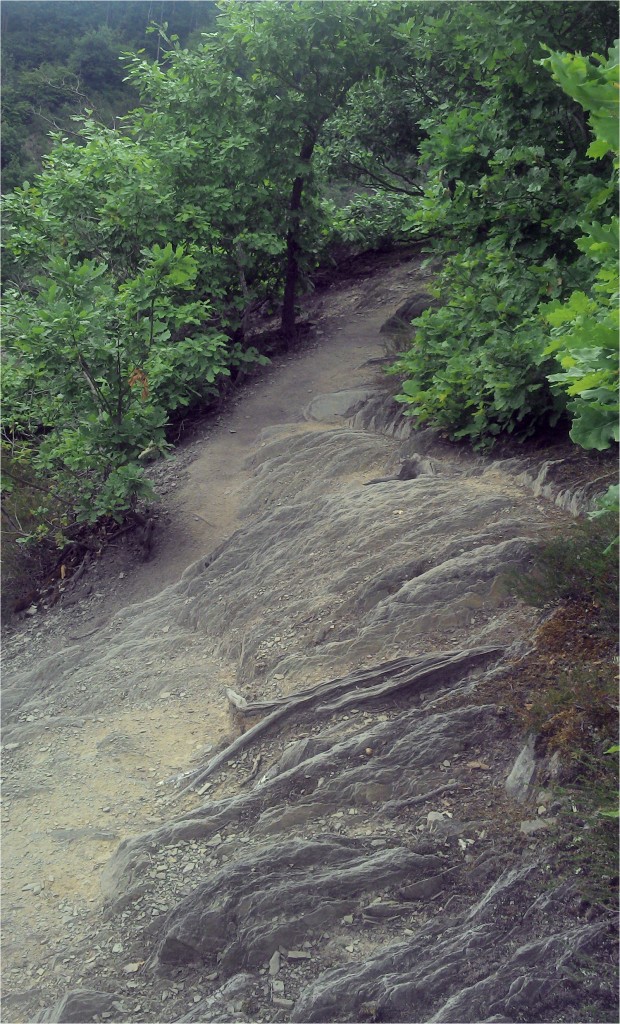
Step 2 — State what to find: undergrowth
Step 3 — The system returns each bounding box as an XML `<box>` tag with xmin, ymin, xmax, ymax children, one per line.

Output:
<box><xmin>510</xmin><ymin>513</ymin><xmax>619</xmax><ymax>628</ymax></box>
<box><xmin>506</xmin><ymin>511</ymin><xmax>619</xmax><ymax>909</ymax></box>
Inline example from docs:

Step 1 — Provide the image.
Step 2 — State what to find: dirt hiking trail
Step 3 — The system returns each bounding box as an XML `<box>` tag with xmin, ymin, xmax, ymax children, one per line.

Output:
<box><xmin>2</xmin><ymin>254</ymin><xmax>617</xmax><ymax>1024</ymax></box>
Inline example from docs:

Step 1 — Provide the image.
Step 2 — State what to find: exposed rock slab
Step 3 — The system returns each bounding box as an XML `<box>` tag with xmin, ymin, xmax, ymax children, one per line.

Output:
<box><xmin>158</xmin><ymin>837</ymin><xmax>436</xmax><ymax>968</ymax></box>
<box><xmin>291</xmin><ymin>869</ymin><xmax>609</xmax><ymax>1023</ymax></box>
<box><xmin>36</xmin><ymin>989</ymin><xmax>121</xmax><ymax>1023</ymax></box>
<box><xmin>3</xmin><ymin>355</ymin><xmax>617</xmax><ymax>1021</ymax></box>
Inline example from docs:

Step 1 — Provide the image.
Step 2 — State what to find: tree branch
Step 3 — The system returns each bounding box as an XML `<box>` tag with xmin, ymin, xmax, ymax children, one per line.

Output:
<box><xmin>343</xmin><ymin>158</ymin><xmax>425</xmax><ymax>196</ymax></box>
<box><xmin>1</xmin><ymin>467</ymin><xmax>72</xmax><ymax>507</ymax></box>
<box><xmin>75</xmin><ymin>350</ymin><xmax>112</xmax><ymax>416</ymax></box>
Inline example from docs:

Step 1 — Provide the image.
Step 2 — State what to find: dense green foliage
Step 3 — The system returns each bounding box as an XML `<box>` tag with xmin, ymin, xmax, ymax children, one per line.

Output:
<box><xmin>541</xmin><ymin>44</ymin><xmax>619</xmax><ymax>451</ymax></box>
<box><xmin>1</xmin><ymin>1</ymin><xmax>216</xmax><ymax>191</ymax></box>
<box><xmin>391</xmin><ymin>6</ymin><xmax>618</xmax><ymax>448</ymax></box>
<box><xmin>1</xmin><ymin>1</ymin><xmax>618</xmax><ymax>543</ymax></box>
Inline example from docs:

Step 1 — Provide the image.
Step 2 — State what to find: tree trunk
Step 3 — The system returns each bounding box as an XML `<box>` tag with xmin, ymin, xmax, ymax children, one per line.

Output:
<box><xmin>235</xmin><ymin>241</ymin><xmax>251</xmax><ymax>340</ymax></box>
<box><xmin>280</xmin><ymin>135</ymin><xmax>316</xmax><ymax>343</ymax></box>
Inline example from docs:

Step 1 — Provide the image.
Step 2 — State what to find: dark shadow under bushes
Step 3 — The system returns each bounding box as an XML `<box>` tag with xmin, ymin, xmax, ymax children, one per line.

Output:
<box><xmin>510</xmin><ymin>514</ymin><xmax>619</xmax><ymax>631</ymax></box>
<box><xmin>502</xmin><ymin>511</ymin><xmax>618</xmax><ymax>909</ymax></box>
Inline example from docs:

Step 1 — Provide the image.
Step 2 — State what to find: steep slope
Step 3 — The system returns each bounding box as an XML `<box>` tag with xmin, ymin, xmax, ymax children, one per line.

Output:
<box><xmin>1</xmin><ymin>255</ymin><xmax>616</xmax><ymax>1024</ymax></box>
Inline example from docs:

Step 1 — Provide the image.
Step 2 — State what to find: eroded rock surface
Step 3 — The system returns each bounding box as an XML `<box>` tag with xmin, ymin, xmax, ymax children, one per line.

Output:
<box><xmin>3</xmin><ymin>258</ymin><xmax>616</xmax><ymax>1023</ymax></box>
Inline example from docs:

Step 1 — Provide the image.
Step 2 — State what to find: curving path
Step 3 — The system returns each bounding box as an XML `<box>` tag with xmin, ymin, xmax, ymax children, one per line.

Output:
<box><xmin>1</xmin><ymin>254</ymin><xmax>616</xmax><ymax>1024</ymax></box>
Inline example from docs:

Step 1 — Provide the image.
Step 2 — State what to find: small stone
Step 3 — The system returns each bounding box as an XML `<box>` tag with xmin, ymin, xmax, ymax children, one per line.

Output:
<box><xmin>365</xmin><ymin>748</ymin><xmax>373</xmax><ymax>756</ymax></box>
<box><xmin>206</xmin><ymin>833</ymin><xmax>222</xmax><ymax>847</ymax></box>
<box><xmin>505</xmin><ymin>738</ymin><xmax>537</xmax><ymax>801</ymax></box>
<box><xmin>272</xmin><ymin>980</ymin><xmax>285</xmax><ymax>994</ymax></box>
<box><xmin>102</xmin><ymin>807</ymin><xmax>111</xmax><ymax>813</ymax></box>
<box><xmin>537</xmin><ymin>804</ymin><xmax>547</xmax><ymax>815</ymax></box>
<box><xmin>286</xmin><ymin>950</ymin><xmax>311</xmax><ymax>960</ymax></box>
<box><xmin>342</xmin><ymin>915</ymin><xmax>354</xmax><ymax>924</ymax></box>
<box><xmin>159</xmin><ymin>691</ymin><xmax>172</xmax><ymax>700</ymax></box>
<box><xmin>123</xmin><ymin>962</ymin><xmax>142</xmax><ymax>974</ymax></box>
<box><xmin>112</xmin><ymin>943</ymin><xmax>123</xmax><ymax>953</ymax></box>
<box><xmin>268</xmin><ymin>951</ymin><xmax>281</xmax><ymax>976</ymax></box>
<box><xmin>273</xmin><ymin>997</ymin><xmax>295</xmax><ymax>1009</ymax></box>
<box><xmin>520</xmin><ymin>817</ymin><xmax>556</xmax><ymax>835</ymax></box>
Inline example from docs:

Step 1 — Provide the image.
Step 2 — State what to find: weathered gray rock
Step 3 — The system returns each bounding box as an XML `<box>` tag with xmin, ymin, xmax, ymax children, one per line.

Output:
<box><xmin>291</xmin><ymin>864</ymin><xmax>610</xmax><ymax>1023</ymax></box>
<box><xmin>398</xmin><ymin>866</ymin><xmax>460</xmax><ymax>901</ymax></box>
<box><xmin>36</xmin><ymin>989</ymin><xmax>119</xmax><ymax>1023</ymax></box>
<box><xmin>171</xmin><ymin>430</ymin><xmax>540</xmax><ymax>688</ymax></box>
<box><xmin>379</xmin><ymin>291</ymin><xmax>441</xmax><ymax>336</ymax></box>
<box><xmin>304</xmin><ymin>388</ymin><xmax>378</xmax><ymax>424</ymax></box>
<box><xmin>274</xmin><ymin>735</ymin><xmax>334</xmax><ymax>775</ymax></box>
<box><xmin>346</xmin><ymin>391</ymin><xmax>413</xmax><ymax>437</ymax></box>
<box><xmin>505</xmin><ymin>735</ymin><xmax>538</xmax><ymax>802</ymax></box>
<box><xmin>520</xmin><ymin>817</ymin><xmax>557</xmax><ymax>835</ymax></box>
<box><xmin>175</xmin><ymin>973</ymin><xmax>256</xmax><ymax>1023</ymax></box>
<box><xmin>100</xmin><ymin>701</ymin><xmax>499</xmax><ymax>902</ymax></box>
<box><xmin>3</xmin><ymin>414</ymin><xmax>558</xmax><ymax>723</ymax></box>
<box><xmin>157</xmin><ymin>836</ymin><xmax>438</xmax><ymax>969</ymax></box>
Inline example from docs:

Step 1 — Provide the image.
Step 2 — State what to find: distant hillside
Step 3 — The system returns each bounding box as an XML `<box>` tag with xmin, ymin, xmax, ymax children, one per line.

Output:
<box><xmin>1</xmin><ymin>0</ymin><xmax>216</xmax><ymax>191</ymax></box>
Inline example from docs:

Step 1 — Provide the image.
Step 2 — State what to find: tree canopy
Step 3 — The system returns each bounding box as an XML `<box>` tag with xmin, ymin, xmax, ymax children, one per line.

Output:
<box><xmin>1</xmin><ymin>0</ymin><xmax>618</xmax><ymax>543</ymax></box>
<box><xmin>0</xmin><ymin>1</ymin><xmax>217</xmax><ymax>190</ymax></box>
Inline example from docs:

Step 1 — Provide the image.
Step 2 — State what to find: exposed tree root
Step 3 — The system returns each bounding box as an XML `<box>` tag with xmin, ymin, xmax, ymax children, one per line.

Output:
<box><xmin>172</xmin><ymin>645</ymin><xmax>503</xmax><ymax>799</ymax></box>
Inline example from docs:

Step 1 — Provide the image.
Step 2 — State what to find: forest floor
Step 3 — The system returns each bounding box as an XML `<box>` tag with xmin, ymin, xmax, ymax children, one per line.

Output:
<box><xmin>1</xmin><ymin>251</ymin><xmax>617</xmax><ymax>1024</ymax></box>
